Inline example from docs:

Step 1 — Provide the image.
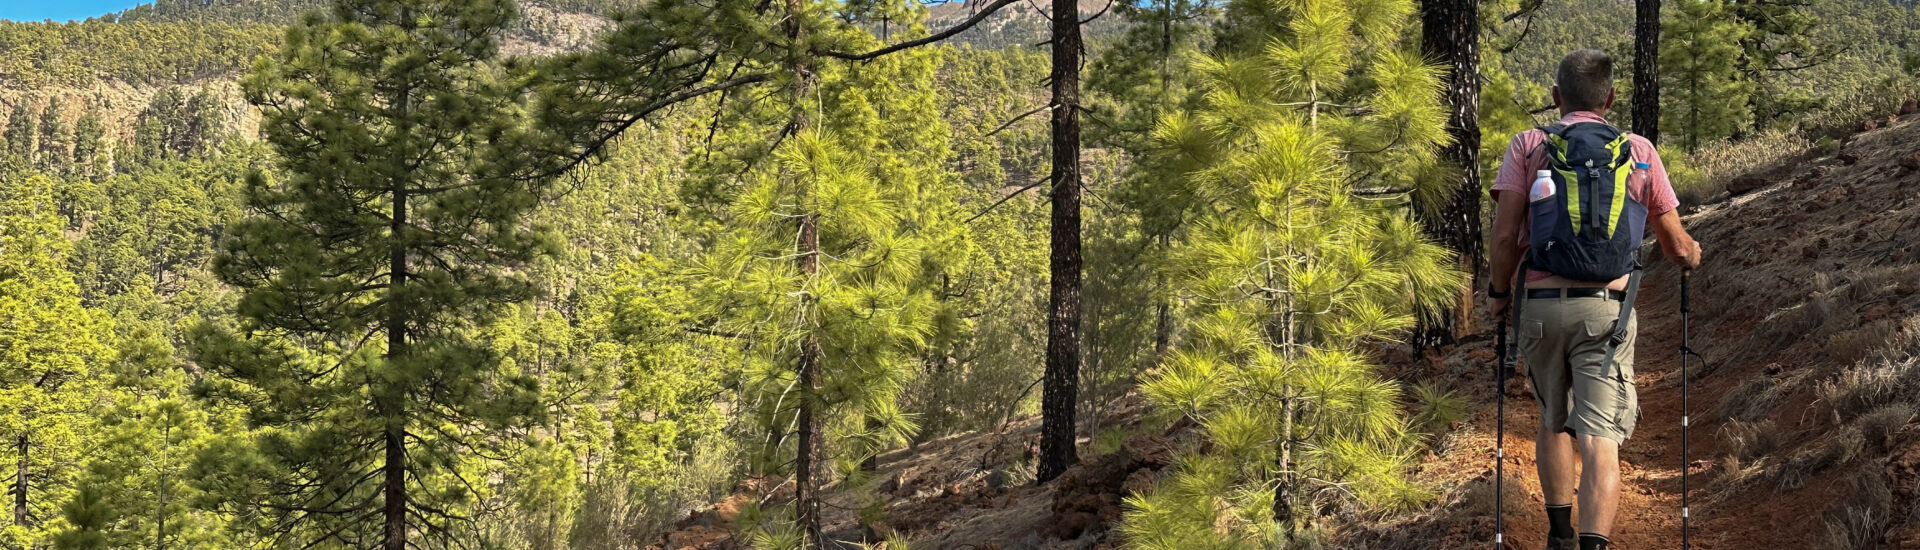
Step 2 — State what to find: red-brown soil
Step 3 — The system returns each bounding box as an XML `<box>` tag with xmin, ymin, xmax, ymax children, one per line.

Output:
<box><xmin>647</xmin><ymin>110</ymin><xmax>1920</xmax><ymax>550</ymax></box>
<box><xmin>1364</xmin><ymin>108</ymin><xmax>1920</xmax><ymax>549</ymax></box>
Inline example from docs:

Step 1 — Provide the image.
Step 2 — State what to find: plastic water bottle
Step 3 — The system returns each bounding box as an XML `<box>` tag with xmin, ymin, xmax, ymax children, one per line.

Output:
<box><xmin>1530</xmin><ymin>169</ymin><xmax>1556</xmax><ymax>202</ymax></box>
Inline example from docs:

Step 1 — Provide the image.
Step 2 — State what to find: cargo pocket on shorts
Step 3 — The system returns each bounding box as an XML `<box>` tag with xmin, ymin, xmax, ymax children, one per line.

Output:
<box><xmin>1582</xmin><ymin>318</ymin><xmax>1635</xmax><ymax>427</ymax></box>
<box><xmin>1521</xmin><ymin>319</ymin><xmax>1546</xmax><ymax>400</ymax></box>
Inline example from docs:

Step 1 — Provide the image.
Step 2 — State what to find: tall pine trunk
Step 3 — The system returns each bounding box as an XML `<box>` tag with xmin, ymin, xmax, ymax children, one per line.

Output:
<box><xmin>158</xmin><ymin>416</ymin><xmax>170</xmax><ymax>550</ymax></box>
<box><xmin>382</xmin><ymin>137</ymin><xmax>411</xmax><ymax>550</ymax></box>
<box><xmin>1634</xmin><ymin>0</ymin><xmax>1662</xmax><ymax>142</ymax></box>
<box><xmin>1415</xmin><ymin>0</ymin><xmax>1483</xmax><ymax>350</ymax></box>
<box><xmin>13</xmin><ymin>434</ymin><xmax>24</xmax><ymax>527</ymax></box>
<box><xmin>785</xmin><ymin>0</ymin><xmax>827</xmax><ymax>544</ymax></box>
<box><xmin>795</xmin><ymin>236</ymin><xmax>824</xmax><ymax>547</ymax></box>
<box><xmin>1037</xmin><ymin>0</ymin><xmax>1084</xmax><ymax>485</ymax></box>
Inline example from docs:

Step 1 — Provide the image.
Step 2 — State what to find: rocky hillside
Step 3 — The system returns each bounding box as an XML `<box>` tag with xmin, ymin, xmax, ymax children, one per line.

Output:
<box><xmin>1358</xmin><ymin>98</ymin><xmax>1920</xmax><ymax>549</ymax></box>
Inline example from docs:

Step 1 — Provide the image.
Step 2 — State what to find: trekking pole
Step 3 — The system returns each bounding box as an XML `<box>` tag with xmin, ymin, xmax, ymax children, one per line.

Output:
<box><xmin>1680</xmin><ymin>270</ymin><xmax>1693</xmax><ymax>550</ymax></box>
<box><xmin>1495</xmin><ymin>318</ymin><xmax>1509</xmax><ymax>550</ymax></box>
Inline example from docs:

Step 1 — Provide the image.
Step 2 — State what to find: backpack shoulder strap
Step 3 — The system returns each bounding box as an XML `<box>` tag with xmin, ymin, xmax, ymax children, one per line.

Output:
<box><xmin>1536</xmin><ymin>123</ymin><xmax>1572</xmax><ymax>165</ymax></box>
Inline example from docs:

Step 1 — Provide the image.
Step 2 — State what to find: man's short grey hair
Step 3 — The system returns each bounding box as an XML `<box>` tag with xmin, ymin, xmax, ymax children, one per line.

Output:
<box><xmin>1556</xmin><ymin>49</ymin><xmax>1615</xmax><ymax>112</ymax></box>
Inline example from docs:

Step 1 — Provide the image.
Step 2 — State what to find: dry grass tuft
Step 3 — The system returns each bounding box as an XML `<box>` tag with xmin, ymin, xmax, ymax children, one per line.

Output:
<box><xmin>1750</xmin><ymin>293</ymin><xmax>1839</xmax><ymax>355</ymax></box>
<box><xmin>1800</xmin><ymin>79</ymin><xmax>1920</xmax><ymax>140</ymax></box>
<box><xmin>1719</xmin><ymin>374</ymin><xmax>1788</xmax><ymax>423</ymax></box>
<box><xmin>1856</xmin><ymin>403</ymin><xmax>1915</xmax><ymax>453</ymax></box>
<box><xmin>1667</xmin><ymin>128</ymin><xmax>1816</xmax><ymax>206</ymax></box>
<box><xmin>1774</xmin><ymin>426</ymin><xmax>1863</xmax><ymax>491</ymax></box>
<box><xmin>1829</xmin><ymin>321</ymin><xmax>1902</xmax><ymax>366</ymax></box>
<box><xmin>1813</xmin><ymin>467</ymin><xmax>1894</xmax><ymax>550</ymax></box>
<box><xmin>1815</xmin><ymin>343</ymin><xmax>1920</xmax><ymax>426</ymax></box>
<box><xmin>1717</xmin><ymin>419</ymin><xmax>1784</xmax><ymax>465</ymax></box>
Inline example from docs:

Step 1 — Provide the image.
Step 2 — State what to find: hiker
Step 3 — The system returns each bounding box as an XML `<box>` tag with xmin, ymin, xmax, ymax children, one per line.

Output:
<box><xmin>1486</xmin><ymin>49</ymin><xmax>1705</xmax><ymax>550</ymax></box>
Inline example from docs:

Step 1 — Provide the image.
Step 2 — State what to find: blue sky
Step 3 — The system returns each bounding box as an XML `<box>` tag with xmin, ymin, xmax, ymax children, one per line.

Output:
<box><xmin>0</xmin><ymin>0</ymin><xmax>149</xmax><ymax>22</ymax></box>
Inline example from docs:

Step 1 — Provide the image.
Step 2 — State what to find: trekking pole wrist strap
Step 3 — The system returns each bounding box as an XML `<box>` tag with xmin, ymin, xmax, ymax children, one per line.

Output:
<box><xmin>1603</xmin><ymin>266</ymin><xmax>1645</xmax><ymax>381</ymax></box>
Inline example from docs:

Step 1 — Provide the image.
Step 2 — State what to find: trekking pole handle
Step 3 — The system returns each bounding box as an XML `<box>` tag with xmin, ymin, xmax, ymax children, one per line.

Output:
<box><xmin>1495</xmin><ymin>319</ymin><xmax>1508</xmax><ymax>377</ymax></box>
<box><xmin>1681</xmin><ymin>270</ymin><xmax>1691</xmax><ymax>314</ymax></box>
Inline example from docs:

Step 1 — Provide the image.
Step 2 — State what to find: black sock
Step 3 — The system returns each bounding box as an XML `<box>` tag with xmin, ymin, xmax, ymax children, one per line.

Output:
<box><xmin>1546</xmin><ymin>504</ymin><xmax>1574</xmax><ymax>538</ymax></box>
<box><xmin>1579</xmin><ymin>533</ymin><xmax>1610</xmax><ymax>550</ymax></box>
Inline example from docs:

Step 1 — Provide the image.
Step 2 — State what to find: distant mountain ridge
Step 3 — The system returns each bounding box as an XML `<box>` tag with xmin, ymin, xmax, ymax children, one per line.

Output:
<box><xmin>924</xmin><ymin>0</ymin><xmax>1124</xmax><ymax>49</ymax></box>
<box><xmin>107</xmin><ymin>0</ymin><xmax>637</xmax><ymax>25</ymax></box>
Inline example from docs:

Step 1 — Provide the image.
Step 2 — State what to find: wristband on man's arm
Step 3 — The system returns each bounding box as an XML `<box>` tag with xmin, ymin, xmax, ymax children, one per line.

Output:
<box><xmin>1488</xmin><ymin>285</ymin><xmax>1511</xmax><ymax>299</ymax></box>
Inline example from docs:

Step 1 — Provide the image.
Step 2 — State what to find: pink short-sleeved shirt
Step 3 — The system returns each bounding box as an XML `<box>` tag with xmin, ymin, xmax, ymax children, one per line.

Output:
<box><xmin>1491</xmin><ymin>111</ymin><xmax>1680</xmax><ymax>282</ymax></box>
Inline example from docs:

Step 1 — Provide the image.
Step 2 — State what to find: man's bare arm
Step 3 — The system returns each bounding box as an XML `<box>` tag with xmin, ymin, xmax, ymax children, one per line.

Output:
<box><xmin>1489</xmin><ymin>190</ymin><xmax>1530</xmax><ymax>292</ymax></box>
<box><xmin>1649</xmin><ymin>209</ymin><xmax>1702</xmax><ymax>269</ymax></box>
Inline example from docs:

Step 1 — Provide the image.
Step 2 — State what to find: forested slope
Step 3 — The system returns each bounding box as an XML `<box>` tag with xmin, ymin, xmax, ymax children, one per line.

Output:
<box><xmin>0</xmin><ymin>0</ymin><xmax>1916</xmax><ymax>548</ymax></box>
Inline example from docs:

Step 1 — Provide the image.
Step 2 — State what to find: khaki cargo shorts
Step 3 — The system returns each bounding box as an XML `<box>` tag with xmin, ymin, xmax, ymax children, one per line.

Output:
<box><xmin>1519</xmin><ymin>294</ymin><xmax>1639</xmax><ymax>443</ymax></box>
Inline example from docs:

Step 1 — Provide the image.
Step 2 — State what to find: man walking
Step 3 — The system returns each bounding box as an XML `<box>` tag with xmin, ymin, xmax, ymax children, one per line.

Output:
<box><xmin>1487</xmin><ymin>49</ymin><xmax>1704</xmax><ymax>550</ymax></box>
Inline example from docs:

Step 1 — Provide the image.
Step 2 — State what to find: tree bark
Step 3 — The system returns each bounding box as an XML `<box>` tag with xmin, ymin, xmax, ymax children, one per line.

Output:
<box><xmin>786</xmin><ymin>0</ymin><xmax>827</xmax><ymax>545</ymax></box>
<box><xmin>1271</xmin><ymin>399</ymin><xmax>1295</xmax><ymax>536</ymax></box>
<box><xmin>158</xmin><ymin>414</ymin><xmax>170</xmax><ymax>550</ymax></box>
<box><xmin>1036</xmin><ymin>0</ymin><xmax>1084</xmax><ymax>485</ymax></box>
<box><xmin>1633</xmin><ymin>0</ymin><xmax>1662</xmax><ymax>143</ymax></box>
<box><xmin>13</xmin><ymin>434</ymin><xmax>25</xmax><ymax>527</ymax></box>
<box><xmin>1415</xmin><ymin>0</ymin><xmax>1484</xmax><ymax>351</ymax></box>
<box><xmin>382</xmin><ymin>63</ymin><xmax>414</xmax><ymax>550</ymax></box>
<box><xmin>382</xmin><ymin>140</ymin><xmax>411</xmax><ymax>550</ymax></box>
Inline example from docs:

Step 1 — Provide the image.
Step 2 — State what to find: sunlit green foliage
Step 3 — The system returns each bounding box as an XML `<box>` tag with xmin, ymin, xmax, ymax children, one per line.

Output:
<box><xmin>1120</xmin><ymin>0</ymin><xmax>1468</xmax><ymax>544</ymax></box>
<box><xmin>0</xmin><ymin>173</ymin><xmax>116</xmax><ymax>548</ymax></box>
<box><xmin>188</xmin><ymin>0</ymin><xmax>552</xmax><ymax>546</ymax></box>
<box><xmin>0</xmin><ymin>20</ymin><xmax>279</xmax><ymax>88</ymax></box>
<box><xmin>1662</xmin><ymin>0</ymin><xmax>1756</xmax><ymax>151</ymax></box>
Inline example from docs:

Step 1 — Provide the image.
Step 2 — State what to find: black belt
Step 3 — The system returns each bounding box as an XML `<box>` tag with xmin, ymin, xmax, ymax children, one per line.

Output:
<box><xmin>1527</xmin><ymin>288</ymin><xmax>1627</xmax><ymax>300</ymax></box>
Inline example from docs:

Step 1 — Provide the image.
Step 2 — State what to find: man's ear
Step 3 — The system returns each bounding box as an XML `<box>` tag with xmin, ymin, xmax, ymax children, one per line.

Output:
<box><xmin>1551</xmin><ymin>86</ymin><xmax>1563</xmax><ymax>109</ymax></box>
<box><xmin>1603</xmin><ymin>88</ymin><xmax>1617</xmax><ymax>110</ymax></box>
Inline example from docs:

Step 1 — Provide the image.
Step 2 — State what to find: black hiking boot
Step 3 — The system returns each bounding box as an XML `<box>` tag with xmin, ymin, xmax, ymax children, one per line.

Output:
<box><xmin>1544</xmin><ymin>535</ymin><xmax>1578</xmax><ymax>550</ymax></box>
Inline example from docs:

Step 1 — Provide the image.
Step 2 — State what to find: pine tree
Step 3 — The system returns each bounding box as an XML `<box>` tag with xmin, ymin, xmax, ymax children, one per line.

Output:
<box><xmin>37</xmin><ymin>98</ymin><xmax>70</xmax><ymax>175</ymax></box>
<box><xmin>1726</xmin><ymin>0</ymin><xmax>1823</xmax><ymax>124</ymax></box>
<box><xmin>1086</xmin><ymin>0</ymin><xmax>1220</xmax><ymax>380</ymax></box>
<box><xmin>0</xmin><ymin>173</ymin><xmax>115</xmax><ymax>549</ymax></box>
<box><xmin>129</xmin><ymin>88</ymin><xmax>186</xmax><ymax>167</ymax></box>
<box><xmin>1661</xmin><ymin>0</ymin><xmax>1754</xmax><ymax>151</ymax></box>
<box><xmin>4</xmin><ymin>102</ymin><xmax>37</xmax><ymax>170</ymax></box>
<box><xmin>1414</xmin><ymin>0</ymin><xmax>1484</xmax><ymax>348</ymax></box>
<box><xmin>690</xmin><ymin>9</ymin><xmax>958</xmax><ymax>544</ymax></box>
<box><xmin>58</xmin><ymin>366</ymin><xmax>236</xmax><ymax>550</ymax></box>
<box><xmin>193</xmin><ymin>0</ymin><xmax>546</xmax><ymax>547</ymax></box>
<box><xmin>1037</xmin><ymin>0</ymin><xmax>1087</xmax><ymax>484</ymax></box>
<box><xmin>1119</xmin><ymin>0</ymin><xmax>1466</xmax><ymax>543</ymax></box>
<box><xmin>68</xmin><ymin>107</ymin><xmax>107</xmax><ymax>181</ymax></box>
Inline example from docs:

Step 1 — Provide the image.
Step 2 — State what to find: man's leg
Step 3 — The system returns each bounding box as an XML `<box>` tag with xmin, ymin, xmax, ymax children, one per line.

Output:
<box><xmin>1537</xmin><ymin>426</ymin><xmax>1577</xmax><ymax>509</ymax></box>
<box><xmin>1564</xmin><ymin>306</ymin><xmax>1637</xmax><ymax>550</ymax></box>
<box><xmin>1575</xmin><ymin>433</ymin><xmax>1622</xmax><ymax>535</ymax></box>
<box><xmin>1520</xmin><ymin>299</ymin><xmax>1579</xmax><ymax>549</ymax></box>
<box><xmin>1538</xmin><ymin>426</ymin><xmax>1579</xmax><ymax>547</ymax></box>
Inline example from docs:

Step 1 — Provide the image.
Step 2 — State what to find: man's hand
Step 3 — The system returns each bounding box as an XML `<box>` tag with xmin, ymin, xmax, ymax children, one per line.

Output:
<box><xmin>1675</xmin><ymin>237</ymin><xmax>1703</xmax><ymax>270</ymax></box>
<box><xmin>1651</xmin><ymin>209</ymin><xmax>1702</xmax><ymax>270</ymax></box>
<box><xmin>1491</xmin><ymin>295</ymin><xmax>1512</xmax><ymax>319</ymax></box>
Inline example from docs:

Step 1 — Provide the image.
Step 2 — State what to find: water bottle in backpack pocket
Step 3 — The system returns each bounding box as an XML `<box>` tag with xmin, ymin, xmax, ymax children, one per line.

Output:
<box><xmin>1530</xmin><ymin>169</ymin><xmax>1556</xmax><ymax>203</ymax></box>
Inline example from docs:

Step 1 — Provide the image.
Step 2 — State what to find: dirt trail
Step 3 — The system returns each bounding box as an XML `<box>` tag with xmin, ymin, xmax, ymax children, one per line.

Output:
<box><xmin>648</xmin><ymin>109</ymin><xmax>1920</xmax><ymax>549</ymax></box>
<box><xmin>1471</xmin><ymin>110</ymin><xmax>1920</xmax><ymax>549</ymax></box>
<box><xmin>1492</xmin><ymin>263</ymin><xmax>1725</xmax><ymax>549</ymax></box>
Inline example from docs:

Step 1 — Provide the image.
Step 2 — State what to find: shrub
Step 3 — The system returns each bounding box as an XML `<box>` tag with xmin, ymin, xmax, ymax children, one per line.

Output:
<box><xmin>1775</xmin><ymin>426</ymin><xmax>1862</xmax><ymax>491</ymax></box>
<box><xmin>1813</xmin><ymin>468</ymin><xmax>1894</xmax><ymax>550</ymax></box>
<box><xmin>1856</xmin><ymin>403</ymin><xmax>1914</xmax><ymax>452</ymax></box>
<box><xmin>1717</xmin><ymin>419</ymin><xmax>1783</xmax><ymax>464</ymax></box>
